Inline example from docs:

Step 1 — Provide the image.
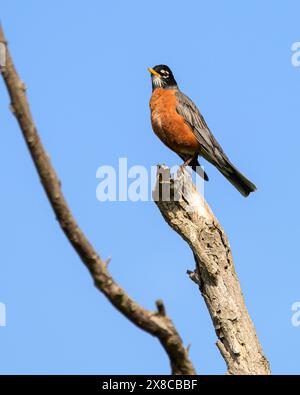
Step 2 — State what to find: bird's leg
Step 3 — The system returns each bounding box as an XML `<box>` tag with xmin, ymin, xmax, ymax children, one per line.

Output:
<box><xmin>181</xmin><ymin>153</ymin><xmax>197</xmax><ymax>167</ymax></box>
<box><xmin>179</xmin><ymin>154</ymin><xmax>197</xmax><ymax>176</ymax></box>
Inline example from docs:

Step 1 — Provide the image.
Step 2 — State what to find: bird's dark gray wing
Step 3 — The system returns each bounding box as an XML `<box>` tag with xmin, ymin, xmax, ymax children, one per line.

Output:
<box><xmin>175</xmin><ymin>90</ymin><xmax>228</xmax><ymax>166</ymax></box>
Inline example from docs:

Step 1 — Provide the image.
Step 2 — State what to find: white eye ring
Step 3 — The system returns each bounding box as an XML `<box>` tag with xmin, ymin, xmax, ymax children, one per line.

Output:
<box><xmin>160</xmin><ymin>70</ymin><xmax>169</xmax><ymax>78</ymax></box>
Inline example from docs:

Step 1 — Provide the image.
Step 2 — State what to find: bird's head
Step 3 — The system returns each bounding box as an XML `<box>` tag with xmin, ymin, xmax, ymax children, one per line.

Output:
<box><xmin>148</xmin><ymin>65</ymin><xmax>178</xmax><ymax>91</ymax></box>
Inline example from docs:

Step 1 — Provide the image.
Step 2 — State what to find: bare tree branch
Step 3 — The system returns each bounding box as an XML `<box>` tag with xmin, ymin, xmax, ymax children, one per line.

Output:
<box><xmin>0</xmin><ymin>25</ymin><xmax>196</xmax><ymax>375</ymax></box>
<box><xmin>154</xmin><ymin>165</ymin><xmax>271</xmax><ymax>375</ymax></box>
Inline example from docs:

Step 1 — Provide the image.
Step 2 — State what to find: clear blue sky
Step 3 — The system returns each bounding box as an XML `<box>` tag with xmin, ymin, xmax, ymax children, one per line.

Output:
<box><xmin>1</xmin><ymin>1</ymin><xmax>300</xmax><ymax>374</ymax></box>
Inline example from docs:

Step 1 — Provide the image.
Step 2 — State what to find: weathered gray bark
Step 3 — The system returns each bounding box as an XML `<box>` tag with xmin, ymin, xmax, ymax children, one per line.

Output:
<box><xmin>154</xmin><ymin>165</ymin><xmax>271</xmax><ymax>375</ymax></box>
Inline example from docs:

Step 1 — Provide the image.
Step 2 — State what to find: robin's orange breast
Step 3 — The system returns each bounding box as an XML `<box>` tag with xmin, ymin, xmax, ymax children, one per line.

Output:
<box><xmin>149</xmin><ymin>88</ymin><xmax>200</xmax><ymax>155</ymax></box>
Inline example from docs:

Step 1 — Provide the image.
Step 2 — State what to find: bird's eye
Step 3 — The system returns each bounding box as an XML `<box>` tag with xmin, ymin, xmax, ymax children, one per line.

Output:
<box><xmin>160</xmin><ymin>69</ymin><xmax>169</xmax><ymax>78</ymax></box>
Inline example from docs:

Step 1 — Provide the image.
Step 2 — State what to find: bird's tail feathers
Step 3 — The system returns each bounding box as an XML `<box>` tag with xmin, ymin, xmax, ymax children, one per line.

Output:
<box><xmin>217</xmin><ymin>161</ymin><xmax>257</xmax><ymax>197</ymax></box>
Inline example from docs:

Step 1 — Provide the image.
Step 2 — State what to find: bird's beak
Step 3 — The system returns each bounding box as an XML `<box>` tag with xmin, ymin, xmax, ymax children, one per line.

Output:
<box><xmin>148</xmin><ymin>68</ymin><xmax>160</xmax><ymax>77</ymax></box>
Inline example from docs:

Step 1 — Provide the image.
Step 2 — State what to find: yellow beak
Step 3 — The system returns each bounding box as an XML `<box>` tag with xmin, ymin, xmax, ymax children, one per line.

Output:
<box><xmin>148</xmin><ymin>67</ymin><xmax>160</xmax><ymax>77</ymax></box>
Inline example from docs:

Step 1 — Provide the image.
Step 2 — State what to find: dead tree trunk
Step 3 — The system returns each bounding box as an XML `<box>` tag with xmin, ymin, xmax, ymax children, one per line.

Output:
<box><xmin>154</xmin><ymin>166</ymin><xmax>271</xmax><ymax>375</ymax></box>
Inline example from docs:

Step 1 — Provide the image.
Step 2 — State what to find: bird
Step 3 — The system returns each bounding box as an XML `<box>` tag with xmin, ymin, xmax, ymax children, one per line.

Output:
<box><xmin>148</xmin><ymin>65</ymin><xmax>257</xmax><ymax>197</ymax></box>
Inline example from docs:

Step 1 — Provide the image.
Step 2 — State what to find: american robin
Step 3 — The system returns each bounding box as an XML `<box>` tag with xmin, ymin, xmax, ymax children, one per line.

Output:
<box><xmin>148</xmin><ymin>65</ymin><xmax>257</xmax><ymax>197</ymax></box>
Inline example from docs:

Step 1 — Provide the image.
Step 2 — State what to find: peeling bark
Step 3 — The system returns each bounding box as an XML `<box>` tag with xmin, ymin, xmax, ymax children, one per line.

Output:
<box><xmin>154</xmin><ymin>166</ymin><xmax>271</xmax><ymax>375</ymax></box>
